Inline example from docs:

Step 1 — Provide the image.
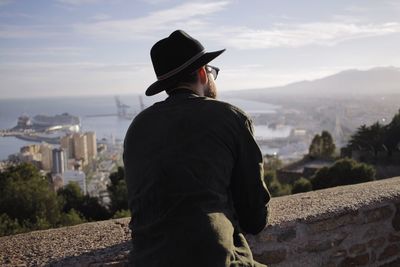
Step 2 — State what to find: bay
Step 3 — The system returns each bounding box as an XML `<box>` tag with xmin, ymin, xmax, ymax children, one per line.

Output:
<box><xmin>0</xmin><ymin>95</ymin><xmax>281</xmax><ymax>160</ymax></box>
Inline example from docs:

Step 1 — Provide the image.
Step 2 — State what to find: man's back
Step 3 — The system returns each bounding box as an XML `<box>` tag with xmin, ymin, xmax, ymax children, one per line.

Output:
<box><xmin>124</xmin><ymin>89</ymin><xmax>270</xmax><ymax>267</ymax></box>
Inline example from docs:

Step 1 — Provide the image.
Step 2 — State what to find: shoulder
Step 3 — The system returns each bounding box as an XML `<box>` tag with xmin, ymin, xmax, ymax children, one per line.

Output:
<box><xmin>206</xmin><ymin>98</ymin><xmax>255</xmax><ymax>135</ymax></box>
<box><xmin>203</xmin><ymin>98</ymin><xmax>251</xmax><ymax>122</ymax></box>
<box><xmin>124</xmin><ymin>105</ymin><xmax>154</xmax><ymax>136</ymax></box>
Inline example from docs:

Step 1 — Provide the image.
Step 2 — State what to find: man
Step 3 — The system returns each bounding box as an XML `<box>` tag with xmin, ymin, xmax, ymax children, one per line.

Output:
<box><xmin>123</xmin><ymin>30</ymin><xmax>270</xmax><ymax>267</ymax></box>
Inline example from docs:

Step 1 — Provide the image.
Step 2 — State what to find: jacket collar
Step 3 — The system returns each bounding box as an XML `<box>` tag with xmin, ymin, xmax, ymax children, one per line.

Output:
<box><xmin>166</xmin><ymin>88</ymin><xmax>200</xmax><ymax>101</ymax></box>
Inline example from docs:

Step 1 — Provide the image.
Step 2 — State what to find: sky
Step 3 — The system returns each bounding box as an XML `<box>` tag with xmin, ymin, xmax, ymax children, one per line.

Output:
<box><xmin>0</xmin><ymin>0</ymin><xmax>400</xmax><ymax>98</ymax></box>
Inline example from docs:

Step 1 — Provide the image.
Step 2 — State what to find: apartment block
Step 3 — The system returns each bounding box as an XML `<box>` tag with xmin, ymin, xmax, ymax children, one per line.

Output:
<box><xmin>85</xmin><ymin>131</ymin><xmax>97</xmax><ymax>161</ymax></box>
<box><xmin>73</xmin><ymin>133</ymin><xmax>88</xmax><ymax>165</ymax></box>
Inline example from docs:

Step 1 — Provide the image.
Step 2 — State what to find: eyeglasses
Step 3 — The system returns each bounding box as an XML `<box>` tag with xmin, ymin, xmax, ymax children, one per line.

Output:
<box><xmin>205</xmin><ymin>65</ymin><xmax>220</xmax><ymax>80</ymax></box>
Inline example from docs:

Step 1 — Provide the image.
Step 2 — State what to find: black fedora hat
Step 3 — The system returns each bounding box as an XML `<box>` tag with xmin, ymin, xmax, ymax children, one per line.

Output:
<box><xmin>146</xmin><ymin>30</ymin><xmax>225</xmax><ymax>96</ymax></box>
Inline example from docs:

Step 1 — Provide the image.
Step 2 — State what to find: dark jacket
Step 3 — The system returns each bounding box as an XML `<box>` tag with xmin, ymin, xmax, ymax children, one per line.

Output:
<box><xmin>123</xmin><ymin>89</ymin><xmax>270</xmax><ymax>267</ymax></box>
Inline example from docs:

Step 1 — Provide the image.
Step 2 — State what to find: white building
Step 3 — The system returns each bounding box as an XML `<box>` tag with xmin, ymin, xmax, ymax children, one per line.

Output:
<box><xmin>62</xmin><ymin>170</ymin><xmax>87</xmax><ymax>194</ymax></box>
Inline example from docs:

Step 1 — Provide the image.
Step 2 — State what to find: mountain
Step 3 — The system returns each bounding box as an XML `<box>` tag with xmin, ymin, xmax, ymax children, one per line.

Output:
<box><xmin>226</xmin><ymin>67</ymin><xmax>400</xmax><ymax>96</ymax></box>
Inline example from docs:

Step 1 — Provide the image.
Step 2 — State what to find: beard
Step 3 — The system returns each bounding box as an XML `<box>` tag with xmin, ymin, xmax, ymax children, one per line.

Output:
<box><xmin>204</xmin><ymin>78</ymin><xmax>218</xmax><ymax>99</ymax></box>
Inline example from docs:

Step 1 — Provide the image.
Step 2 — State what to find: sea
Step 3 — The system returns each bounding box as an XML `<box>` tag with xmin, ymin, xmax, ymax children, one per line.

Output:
<box><xmin>0</xmin><ymin>95</ymin><xmax>288</xmax><ymax>161</ymax></box>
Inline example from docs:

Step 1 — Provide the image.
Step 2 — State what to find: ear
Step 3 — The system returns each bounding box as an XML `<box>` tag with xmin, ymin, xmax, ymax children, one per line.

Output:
<box><xmin>198</xmin><ymin>66</ymin><xmax>208</xmax><ymax>85</ymax></box>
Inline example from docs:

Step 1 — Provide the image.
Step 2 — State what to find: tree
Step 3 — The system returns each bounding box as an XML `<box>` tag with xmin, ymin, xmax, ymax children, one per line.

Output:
<box><xmin>57</xmin><ymin>182</ymin><xmax>84</xmax><ymax>213</ymax></box>
<box><xmin>369</xmin><ymin>122</ymin><xmax>386</xmax><ymax>156</ymax></box>
<box><xmin>309</xmin><ymin>131</ymin><xmax>336</xmax><ymax>158</ymax></box>
<box><xmin>79</xmin><ymin>195</ymin><xmax>111</xmax><ymax>221</ymax></box>
<box><xmin>0</xmin><ymin>163</ymin><xmax>61</xmax><ymax>232</ymax></box>
<box><xmin>264</xmin><ymin>154</ymin><xmax>282</xmax><ymax>171</ymax></box>
<box><xmin>0</xmin><ymin>213</ymin><xmax>24</xmax><ymax>236</ymax></box>
<box><xmin>348</xmin><ymin>110</ymin><xmax>400</xmax><ymax>159</ymax></box>
<box><xmin>348</xmin><ymin>124</ymin><xmax>369</xmax><ymax>150</ymax></box>
<box><xmin>321</xmin><ymin>131</ymin><xmax>336</xmax><ymax>157</ymax></box>
<box><xmin>108</xmin><ymin>167</ymin><xmax>128</xmax><ymax>213</ymax></box>
<box><xmin>311</xmin><ymin>158</ymin><xmax>375</xmax><ymax>190</ymax></box>
<box><xmin>292</xmin><ymin>178</ymin><xmax>313</xmax><ymax>194</ymax></box>
<box><xmin>263</xmin><ymin>170</ymin><xmax>279</xmax><ymax>196</ymax></box>
<box><xmin>59</xmin><ymin>209</ymin><xmax>86</xmax><ymax>226</ymax></box>
<box><xmin>263</xmin><ymin>170</ymin><xmax>291</xmax><ymax>197</ymax></box>
<box><xmin>384</xmin><ymin>110</ymin><xmax>400</xmax><ymax>155</ymax></box>
<box><xmin>112</xmin><ymin>209</ymin><xmax>131</xmax><ymax>219</ymax></box>
<box><xmin>349</xmin><ymin>122</ymin><xmax>385</xmax><ymax>157</ymax></box>
<box><xmin>0</xmin><ymin>163</ymin><xmax>115</xmax><ymax>236</ymax></box>
<box><xmin>309</xmin><ymin>134</ymin><xmax>322</xmax><ymax>157</ymax></box>
<box><xmin>57</xmin><ymin>182</ymin><xmax>110</xmax><ymax>221</ymax></box>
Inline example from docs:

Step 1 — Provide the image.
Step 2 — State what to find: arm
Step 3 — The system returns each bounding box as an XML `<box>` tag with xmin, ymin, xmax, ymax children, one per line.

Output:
<box><xmin>230</xmin><ymin>117</ymin><xmax>271</xmax><ymax>235</ymax></box>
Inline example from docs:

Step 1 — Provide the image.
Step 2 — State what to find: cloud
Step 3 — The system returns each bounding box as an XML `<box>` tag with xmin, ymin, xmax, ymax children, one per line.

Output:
<box><xmin>0</xmin><ymin>24</ymin><xmax>64</xmax><ymax>39</ymax></box>
<box><xmin>345</xmin><ymin>1</ymin><xmax>400</xmax><ymax>13</ymax></box>
<box><xmin>0</xmin><ymin>61</ymin><xmax>149</xmax><ymax>73</ymax></box>
<box><xmin>0</xmin><ymin>12</ymin><xmax>36</xmax><ymax>19</ymax></box>
<box><xmin>344</xmin><ymin>5</ymin><xmax>370</xmax><ymax>13</ymax></box>
<box><xmin>75</xmin><ymin>1</ymin><xmax>230</xmax><ymax>40</ymax></box>
<box><xmin>73</xmin><ymin>0</ymin><xmax>400</xmax><ymax>50</ymax></box>
<box><xmin>0</xmin><ymin>61</ymin><xmax>154</xmax><ymax>98</ymax></box>
<box><xmin>0</xmin><ymin>0</ymin><xmax>14</xmax><ymax>7</ymax></box>
<box><xmin>389</xmin><ymin>1</ymin><xmax>400</xmax><ymax>10</ymax></box>
<box><xmin>0</xmin><ymin>1</ymin><xmax>228</xmax><ymax>40</ymax></box>
<box><xmin>0</xmin><ymin>46</ymin><xmax>87</xmax><ymax>57</ymax></box>
<box><xmin>90</xmin><ymin>13</ymin><xmax>111</xmax><ymax>21</ymax></box>
<box><xmin>209</xmin><ymin>22</ymin><xmax>400</xmax><ymax>49</ymax></box>
<box><xmin>56</xmin><ymin>0</ymin><xmax>103</xmax><ymax>5</ymax></box>
<box><xmin>331</xmin><ymin>15</ymin><xmax>364</xmax><ymax>24</ymax></box>
<box><xmin>139</xmin><ymin>0</ymin><xmax>171</xmax><ymax>4</ymax></box>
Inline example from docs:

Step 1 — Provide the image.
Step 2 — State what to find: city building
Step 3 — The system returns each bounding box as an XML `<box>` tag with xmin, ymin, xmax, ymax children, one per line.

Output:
<box><xmin>52</xmin><ymin>148</ymin><xmax>67</xmax><ymax>174</ymax></box>
<box><xmin>62</xmin><ymin>170</ymin><xmax>87</xmax><ymax>194</ymax></box>
<box><xmin>73</xmin><ymin>133</ymin><xmax>88</xmax><ymax>165</ymax></box>
<box><xmin>19</xmin><ymin>152</ymin><xmax>41</xmax><ymax>169</ymax></box>
<box><xmin>51</xmin><ymin>174</ymin><xmax>64</xmax><ymax>192</ymax></box>
<box><xmin>60</xmin><ymin>132</ymin><xmax>98</xmax><ymax>166</ymax></box>
<box><xmin>85</xmin><ymin>131</ymin><xmax>97</xmax><ymax>161</ymax></box>
<box><xmin>39</xmin><ymin>143</ymin><xmax>53</xmax><ymax>171</ymax></box>
<box><xmin>51</xmin><ymin>170</ymin><xmax>86</xmax><ymax>194</ymax></box>
<box><xmin>60</xmin><ymin>134</ymin><xmax>75</xmax><ymax>159</ymax></box>
<box><xmin>20</xmin><ymin>144</ymin><xmax>41</xmax><ymax>154</ymax></box>
<box><xmin>0</xmin><ymin>161</ymin><xmax>10</xmax><ymax>172</ymax></box>
<box><xmin>16</xmin><ymin>143</ymin><xmax>58</xmax><ymax>172</ymax></box>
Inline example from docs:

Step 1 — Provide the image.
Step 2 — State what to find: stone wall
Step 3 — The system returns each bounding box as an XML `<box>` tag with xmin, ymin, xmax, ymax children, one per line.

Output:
<box><xmin>248</xmin><ymin>177</ymin><xmax>400</xmax><ymax>267</ymax></box>
<box><xmin>1</xmin><ymin>177</ymin><xmax>399</xmax><ymax>267</ymax></box>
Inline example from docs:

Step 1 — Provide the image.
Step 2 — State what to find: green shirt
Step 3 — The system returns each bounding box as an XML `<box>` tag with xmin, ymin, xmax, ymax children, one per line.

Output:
<box><xmin>123</xmin><ymin>89</ymin><xmax>270</xmax><ymax>267</ymax></box>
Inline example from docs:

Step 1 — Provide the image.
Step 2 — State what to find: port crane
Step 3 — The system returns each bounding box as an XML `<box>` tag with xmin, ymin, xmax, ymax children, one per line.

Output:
<box><xmin>85</xmin><ymin>95</ymin><xmax>145</xmax><ymax>119</ymax></box>
<box><xmin>115</xmin><ymin>96</ymin><xmax>130</xmax><ymax>118</ymax></box>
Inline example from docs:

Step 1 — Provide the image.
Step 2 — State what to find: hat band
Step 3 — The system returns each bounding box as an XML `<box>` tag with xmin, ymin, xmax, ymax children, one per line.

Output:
<box><xmin>157</xmin><ymin>50</ymin><xmax>205</xmax><ymax>81</ymax></box>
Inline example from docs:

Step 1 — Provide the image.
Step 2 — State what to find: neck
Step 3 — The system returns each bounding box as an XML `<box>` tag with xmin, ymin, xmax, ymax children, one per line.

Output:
<box><xmin>170</xmin><ymin>83</ymin><xmax>204</xmax><ymax>97</ymax></box>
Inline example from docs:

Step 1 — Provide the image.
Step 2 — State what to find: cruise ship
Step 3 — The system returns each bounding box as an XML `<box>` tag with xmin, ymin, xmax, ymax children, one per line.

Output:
<box><xmin>12</xmin><ymin>113</ymin><xmax>81</xmax><ymax>144</ymax></box>
<box><xmin>31</xmin><ymin>113</ymin><xmax>80</xmax><ymax>131</ymax></box>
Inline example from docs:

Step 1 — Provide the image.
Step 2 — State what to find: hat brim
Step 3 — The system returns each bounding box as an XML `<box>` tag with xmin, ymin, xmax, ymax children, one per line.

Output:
<box><xmin>145</xmin><ymin>49</ymin><xmax>225</xmax><ymax>96</ymax></box>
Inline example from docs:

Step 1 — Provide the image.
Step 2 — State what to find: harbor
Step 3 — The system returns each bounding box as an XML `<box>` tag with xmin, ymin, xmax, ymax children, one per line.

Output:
<box><xmin>0</xmin><ymin>112</ymin><xmax>81</xmax><ymax>145</ymax></box>
<box><xmin>0</xmin><ymin>129</ymin><xmax>63</xmax><ymax>144</ymax></box>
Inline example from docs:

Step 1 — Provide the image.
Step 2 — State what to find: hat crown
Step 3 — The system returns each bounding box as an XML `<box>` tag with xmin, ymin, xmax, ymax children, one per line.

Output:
<box><xmin>145</xmin><ymin>30</ymin><xmax>225</xmax><ymax>96</ymax></box>
<box><xmin>150</xmin><ymin>30</ymin><xmax>205</xmax><ymax>79</ymax></box>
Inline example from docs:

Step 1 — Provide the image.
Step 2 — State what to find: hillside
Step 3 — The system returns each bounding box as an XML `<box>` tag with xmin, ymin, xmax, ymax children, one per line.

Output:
<box><xmin>225</xmin><ymin>67</ymin><xmax>400</xmax><ymax>97</ymax></box>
